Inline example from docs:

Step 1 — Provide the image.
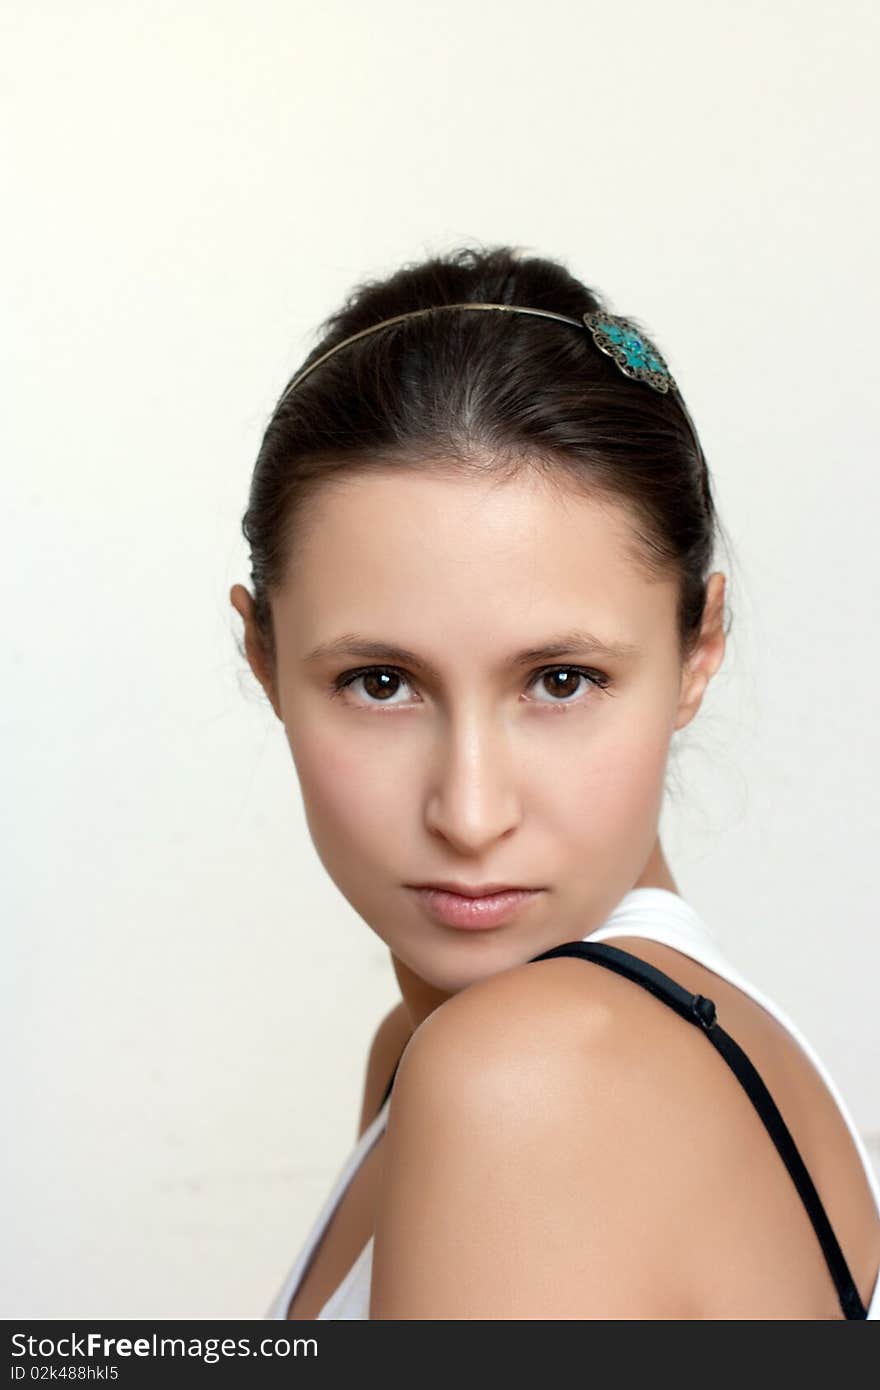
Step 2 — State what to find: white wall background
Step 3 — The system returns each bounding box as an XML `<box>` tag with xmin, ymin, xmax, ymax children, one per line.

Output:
<box><xmin>3</xmin><ymin>0</ymin><xmax>878</xmax><ymax>1319</ymax></box>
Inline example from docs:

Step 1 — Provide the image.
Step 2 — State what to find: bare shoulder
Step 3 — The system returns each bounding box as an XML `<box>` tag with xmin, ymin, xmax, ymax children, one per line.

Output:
<box><xmin>371</xmin><ymin>948</ymin><xmax>880</xmax><ymax>1318</ymax></box>
<box><xmin>370</xmin><ymin>956</ymin><xmax>725</xmax><ymax>1318</ymax></box>
<box><xmin>356</xmin><ymin>998</ymin><xmax>413</xmax><ymax>1139</ymax></box>
<box><xmin>389</xmin><ymin>943</ymin><xmax>731</xmax><ymax>1092</ymax></box>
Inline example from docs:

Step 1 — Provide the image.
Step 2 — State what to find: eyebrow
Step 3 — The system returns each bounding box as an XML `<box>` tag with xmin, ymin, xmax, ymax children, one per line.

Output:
<box><xmin>303</xmin><ymin>629</ymin><xmax>642</xmax><ymax>679</ymax></box>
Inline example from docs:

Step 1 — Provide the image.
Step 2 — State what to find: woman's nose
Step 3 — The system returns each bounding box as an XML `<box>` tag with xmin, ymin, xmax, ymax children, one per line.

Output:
<box><xmin>423</xmin><ymin>712</ymin><xmax>522</xmax><ymax>853</ymax></box>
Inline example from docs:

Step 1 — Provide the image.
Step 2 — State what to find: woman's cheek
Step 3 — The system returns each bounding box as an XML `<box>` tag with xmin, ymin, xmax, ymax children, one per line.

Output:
<box><xmin>286</xmin><ymin>723</ymin><xmax>412</xmax><ymax>866</ymax></box>
<box><xmin>562</xmin><ymin>717</ymin><xmax>671</xmax><ymax>845</ymax></box>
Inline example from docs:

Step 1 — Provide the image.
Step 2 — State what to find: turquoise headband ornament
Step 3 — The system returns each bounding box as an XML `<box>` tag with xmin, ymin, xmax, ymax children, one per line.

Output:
<box><xmin>279</xmin><ymin>300</ymin><xmax>699</xmax><ymax>457</ymax></box>
<box><xmin>582</xmin><ymin>310</ymin><xmax>677</xmax><ymax>393</ymax></box>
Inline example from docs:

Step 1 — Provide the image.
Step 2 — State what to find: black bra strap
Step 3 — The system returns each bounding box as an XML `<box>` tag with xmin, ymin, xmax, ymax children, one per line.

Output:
<box><xmin>528</xmin><ymin>939</ymin><xmax>868</xmax><ymax>1320</ymax></box>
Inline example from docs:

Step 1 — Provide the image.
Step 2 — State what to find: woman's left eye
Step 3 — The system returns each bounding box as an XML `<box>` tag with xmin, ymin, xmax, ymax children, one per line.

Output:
<box><xmin>531</xmin><ymin>666</ymin><xmax>610</xmax><ymax>703</ymax></box>
<box><xmin>330</xmin><ymin>664</ymin><xmax>612</xmax><ymax>708</ymax></box>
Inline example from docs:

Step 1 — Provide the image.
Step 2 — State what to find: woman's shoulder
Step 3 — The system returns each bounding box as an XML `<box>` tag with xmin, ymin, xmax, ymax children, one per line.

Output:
<box><xmin>374</xmin><ymin>951</ymin><xmax>727</xmax><ymax>1317</ymax></box>
<box><xmin>374</xmin><ymin>939</ymin><xmax>880</xmax><ymax>1318</ymax></box>
<box><xmin>402</xmin><ymin>933</ymin><xmax>736</xmax><ymax>1083</ymax></box>
<box><xmin>397</xmin><ymin>939</ymin><xmax>733</xmax><ymax>1134</ymax></box>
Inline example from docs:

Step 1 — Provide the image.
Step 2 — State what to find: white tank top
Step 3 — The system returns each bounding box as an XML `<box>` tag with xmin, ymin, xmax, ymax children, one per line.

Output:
<box><xmin>264</xmin><ymin>887</ymin><xmax>880</xmax><ymax>1320</ymax></box>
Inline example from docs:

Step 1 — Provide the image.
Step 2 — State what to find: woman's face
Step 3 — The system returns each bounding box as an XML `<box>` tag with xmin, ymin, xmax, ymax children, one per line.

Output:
<box><xmin>247</xmin><ymin>467</ymin><xmax>721</xmax><ymax>994</ymax></box>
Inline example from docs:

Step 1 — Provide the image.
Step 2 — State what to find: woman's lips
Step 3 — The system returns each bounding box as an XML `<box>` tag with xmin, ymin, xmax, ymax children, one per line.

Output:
<box><xmin>409</xmin><ymin>886</ymin><xmax>543</xmax><ymax>929</ymax></box>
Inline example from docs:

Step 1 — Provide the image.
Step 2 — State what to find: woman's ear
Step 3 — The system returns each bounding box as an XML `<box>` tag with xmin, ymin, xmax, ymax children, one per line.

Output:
<box><xmin>673</xmin><ymin>571</ymin><xmax>727</xmax><ymax>733</ymax></box>
<box><xmin>230</xmin><ymin>584</ymin><xmax>282</xmax><ymax>720</ymax></box>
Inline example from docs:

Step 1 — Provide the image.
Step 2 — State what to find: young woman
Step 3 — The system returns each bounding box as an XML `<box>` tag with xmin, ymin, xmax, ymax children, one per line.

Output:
<box><xmin>230</xmin><ymin>244</ymin><xmax>880</xmax><ymax>1320</ymax></box>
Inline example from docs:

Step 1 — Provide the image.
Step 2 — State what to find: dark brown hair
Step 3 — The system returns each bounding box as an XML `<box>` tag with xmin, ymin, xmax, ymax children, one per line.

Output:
<box><xmin>239</xmin><ymin>243</ymin><xmax>734</xmax><ymax>688</ymax></box>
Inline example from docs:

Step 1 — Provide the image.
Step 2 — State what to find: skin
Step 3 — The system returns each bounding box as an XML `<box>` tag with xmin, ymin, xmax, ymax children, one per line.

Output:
<box><xmin>230</xmin><ymin>465</ymin><xmax>726</xmax><ymax>1034</ymax></box>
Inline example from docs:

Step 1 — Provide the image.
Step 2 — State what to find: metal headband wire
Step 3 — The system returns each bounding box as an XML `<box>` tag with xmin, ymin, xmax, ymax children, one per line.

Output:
<box><xmin>279</xmin><ymin>303</ymin><xmax>582</xmax><ymax>400</ymax></box>
<box><xmin>277</xmin><ymin>301</ymin><xmax>705</xmax><ymax>468</ymax></box>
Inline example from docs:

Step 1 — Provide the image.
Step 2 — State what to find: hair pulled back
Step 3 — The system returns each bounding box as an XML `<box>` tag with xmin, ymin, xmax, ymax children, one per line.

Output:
<box><xmin>239</xmin><ymin>243</ymin><xmax>732</xmax><ymax>685</ymax></box>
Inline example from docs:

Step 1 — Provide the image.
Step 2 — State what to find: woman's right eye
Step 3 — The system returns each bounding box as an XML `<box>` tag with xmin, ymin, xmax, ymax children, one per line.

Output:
<box><xmin>332</xmin><ymin>667</ymin><xmax>413</xmax><ymax>705</ymax></box>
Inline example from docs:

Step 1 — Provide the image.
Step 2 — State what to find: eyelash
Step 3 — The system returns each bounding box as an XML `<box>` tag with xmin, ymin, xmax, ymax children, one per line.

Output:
<box><xmin>329</xmin><ymin>664</ymin><xmax>613</xmax><ymax>710</ymax></box>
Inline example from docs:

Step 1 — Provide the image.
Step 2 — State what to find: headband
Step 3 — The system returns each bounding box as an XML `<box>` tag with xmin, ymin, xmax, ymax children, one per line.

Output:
<box><xmin>279</xmin><ymin>301</ymin><xmax>704</xmax><ymax>463</ymax></box>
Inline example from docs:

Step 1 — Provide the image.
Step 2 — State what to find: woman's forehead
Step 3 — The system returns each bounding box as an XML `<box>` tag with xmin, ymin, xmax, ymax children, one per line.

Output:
<box><xmin>291</xmin><ymin>468</ymin><xmax>645</xmax><ymax>574</ymax></box>
<box><xmin>274</xmin><ymin>470</ymin><xmax>678</xmax><ymax>659</ymax></box>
